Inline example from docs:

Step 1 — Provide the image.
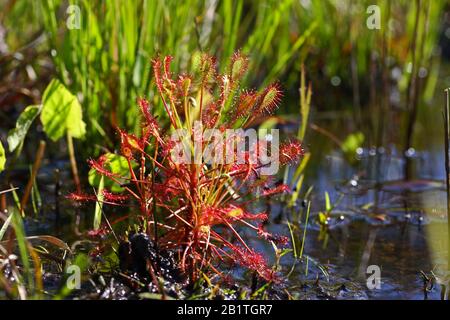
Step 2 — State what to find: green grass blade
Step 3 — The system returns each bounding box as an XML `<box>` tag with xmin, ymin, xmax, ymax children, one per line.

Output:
<box><xmin>0</xmin><ymin>213</ymin><xmax>13</xmax><ymax>241</ymax></box>
<box><xmin>93</xmin><ymin>176</ymin><xmax>104</xmax><ymax>230</ymax></box>
<box><xmin>11</xmin><ymin>210</ymin><xmax>34</xmax><ymax>294</ymax></box>
<box><xmin>299</xmin><ymin>201</ymin><xmax>311</xmax><ymax>259</ymax></box>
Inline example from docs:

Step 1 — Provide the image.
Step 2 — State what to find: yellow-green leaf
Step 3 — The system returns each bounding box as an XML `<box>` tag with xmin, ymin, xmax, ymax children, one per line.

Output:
<box><xmin>0</xmin><ymin>141</ymin><xmax>5</xmax><ymax>172</ymax></box>
<box><xmin>7</xmin><ymin>105</ymin><xmax>42</xmax><ymax>152</ymax></box>
<box><xmin>41</xmin><ymin>79</ymin><xmax>86</xmax><ymax>141</ymax></box>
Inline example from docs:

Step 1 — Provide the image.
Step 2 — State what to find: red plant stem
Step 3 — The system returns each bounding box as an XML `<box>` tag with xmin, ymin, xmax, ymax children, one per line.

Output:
<box><xmin>199</xmin><ymin>230</ymin><xmax>211</xmax><ymax>270</ymax></box>
<box><xmin>212</xmin><ymin>224</ymin><xmax>251</xmax><ymax>252</ymax></box>
<box><xmin>181</xmin><ymin>241</ymin><xmax>193</xmax><ymax>272</ymax></box>
<box><xmin>159</xmin><ymin>204</ymin><xmax>192</xmax><ymax>227</ymax></box>
<box><xmin>127</xmin><ymin>158</ymin><xmax>141</xmax><ymax>195</ymax></box>
<box><xmin>151</xmin><ymin>142</ymin><xmax>158</xmax><ymax>245</ymax></box>
<box><xmin>100</xmin><ymin>174</ymin><xmax>141</xmax><ymax>200</ymax></box>
<box><xmin>146</xmin><ymin>260</ymin><xmax>161</xmax><ymax>292</ymax></box>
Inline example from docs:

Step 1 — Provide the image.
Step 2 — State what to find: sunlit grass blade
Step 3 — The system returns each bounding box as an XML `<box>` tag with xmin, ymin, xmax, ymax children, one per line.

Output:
<box><xmin>93</xmin><ymin>176</ymin><xmax>105</xmax><ymax>230</ymax></box>
<box><xmin>11</xmin><ymin>209</ymin><xmax>34</xmax><ymax>297</ymax></box>
<box><xmin>0</xmin><ymin>212</ymin><xmax>13</xmax><ymax>241</ymax></box>
<box><xmin>299</xmin><ymin>200</ymin><xmax>311</xmax><ymax>259</ymax></box>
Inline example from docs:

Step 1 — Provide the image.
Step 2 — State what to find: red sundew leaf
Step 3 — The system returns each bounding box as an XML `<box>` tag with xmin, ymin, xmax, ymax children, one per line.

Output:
<box><xmin>257</xmin><ymin>225</ymin><xmax>289</xmax><ymax>246</ymax></box>
<box><xmin>163</xmin><ymin>57</ymin><xmax>177</xmax><ymax>94</ymax></box>
<box><xmin>153</xmin><ymin>56</ymin><xmax>179</xmax><ymax>126</ymax></box>
<box><xmin>199</xmin><ymin>53</ymin><xmax>217</xmax><ymax>86</ymax></box>
<box><xmin>141</xmin><ymin>125</ymin><xmax>153</xmax><ymax>144</ymax></box>
<box><xmin>88</xmin><ymin>158</ymin><xmax>117</xmax><ymax>179</ymax></box>
<box><xmin>202</xmin><ymin>102</ymin><xmax>220</xmax><ymax>128</ymax></box>
<box><xmin>102</xmin><ymin>190</ymin><xmax>129</xmax><ymax>203</ymax></box>
<box><xmin>228</xmin><ymin>51</ymin><xmax>249</xmax><ymax>84</ymax></box>
<box><xmin>208</xmin><ymin>205</ymin><xmax>267</xmax><ymax>222</ymax></box>
<box><xmin>163</xmin><ymin>55</ymin><xmax>174</xmax><ymax>80</ymax></box>
<box><xmin>137</xmin><ymin>97</ymin><xmax>150</xmax><ymax>118</ymax></box>
<box><xmin>177</xmin><ymin>74</ymin><xmax>192</xmax><ymax>98</ymax></box>
<box><xmin>199</xmin><ymin>205</ymin><xmax>243</xmax><ymax>228</ymax></box>
<box><xmin>152</xmin><ymin>57</ymin><xmax>164</xmax><ymax>93</ymax></box>
<box><xmin>118</xmin><ymin>129</ymin><xmax>143</xmax><ymax>159</ymax></box>
<box><xmin>262</xmin><ymin>184</ymin><xmax>290</xmax><ymax>197</ymax></box>
<box><xmin>137</xmin><ymin>97</ymin><xmax>156</xmax><ymax>127</ymax></box>
<box><xmin>224</xmin><ymin>205</ymin><xmax>244</xmax><ymax>219</ymax></box>
<box><xmin>97</xmin><ymin>154</ymin><xmax>108</xmax><ymax>166</ymax></box>
<box><xmin>139</xmin><ymin>106</ymin><xmax>161</xmax><ymax>144</ymax></box>
<box><xmin>279</xmin><ymin>139</ymin><xmax>304</xmax><ymax>165</ymax></box>
<box><xmin>255</xmin><ymin>82</ymin><xmax>283</xmax><ymax>115</ymax></box>
<box><xmin>66</xmin><ymin>192</ymin><xmax>97</xmax><ymax>202</ymax></box>
<box><xmin>229</xmin><ymin>90</ymin><xmax>258</xmax><ymax>122</ymax></box>
<box><xmin>227</xmin><ymin>244</ymin><xmax>276</xmax><ymax>282</ymax></box>
<box><xmin>243</xmin><ymin>211</ymin><xmax>268</xmax><ymax>222</ymax></box>
<box><xmin>217</xmin><ymin>74</ymin><xmax>231</xmax><ymax>107</ymax></box>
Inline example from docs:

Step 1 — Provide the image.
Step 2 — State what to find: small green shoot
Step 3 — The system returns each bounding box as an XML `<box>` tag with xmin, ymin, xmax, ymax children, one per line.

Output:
<box><xmin>93</xmin><ymin>176</ymin><xmax>105</xmax><ymax>230</ymax></box>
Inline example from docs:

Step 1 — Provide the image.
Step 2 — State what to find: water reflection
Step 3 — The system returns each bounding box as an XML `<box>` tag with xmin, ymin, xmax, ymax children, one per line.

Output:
<box><xmin>288</xmin><ymin>138</ymin><xmax>449</xmax><ymax>299</ymax></box>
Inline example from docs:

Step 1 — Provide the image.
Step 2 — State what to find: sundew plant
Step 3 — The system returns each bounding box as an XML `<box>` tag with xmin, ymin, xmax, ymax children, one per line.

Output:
<box><xmin>68</xmin><ymin>53</ymin><xmax>304</xmax><ymax>285</ymax></box>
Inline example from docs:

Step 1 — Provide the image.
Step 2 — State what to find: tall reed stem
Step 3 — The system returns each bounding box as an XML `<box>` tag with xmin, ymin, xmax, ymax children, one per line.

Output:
<box><xmin>444</xmin><ymin>88</ymin><xmax>450</xmax><ymax>271</ymax></box>
<box><xmin>67</xmin><ymin>132</ymin><xmax>81</xmax><ymax>193</ymax></box>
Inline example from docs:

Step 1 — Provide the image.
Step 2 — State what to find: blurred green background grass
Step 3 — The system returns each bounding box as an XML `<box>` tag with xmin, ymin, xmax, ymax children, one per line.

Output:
<box><xmin>0</xmin><ymin>0</ymin><xmax>449</xmax><ymax>156</ymax></box>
